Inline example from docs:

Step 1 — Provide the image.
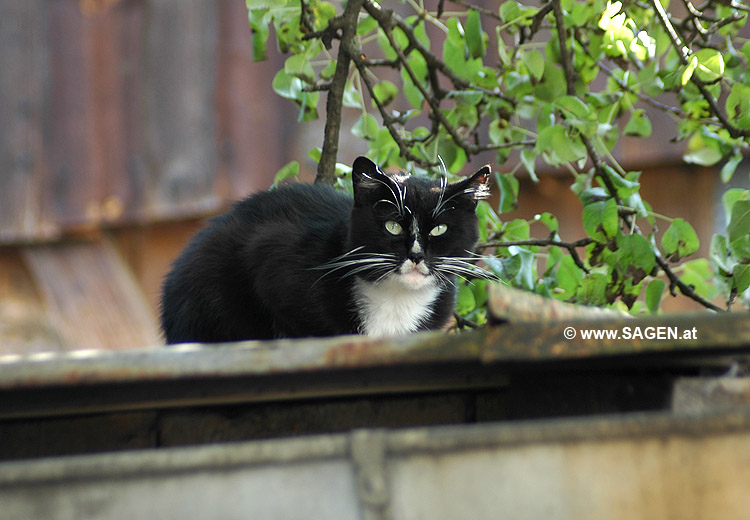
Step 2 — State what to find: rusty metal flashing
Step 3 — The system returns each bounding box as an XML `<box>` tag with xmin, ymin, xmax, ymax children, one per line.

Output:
<box><xmin>0</xmin><ymin>312</ymin><xmax>748</xmax><ymax>391</ymax></box>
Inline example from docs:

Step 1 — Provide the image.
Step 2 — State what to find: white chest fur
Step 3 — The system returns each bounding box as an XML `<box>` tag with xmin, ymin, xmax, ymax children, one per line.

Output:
<box><xmin>353</xmin><ymin>276</ymin><xmax>441</xmax><ymax>337</ymax></box>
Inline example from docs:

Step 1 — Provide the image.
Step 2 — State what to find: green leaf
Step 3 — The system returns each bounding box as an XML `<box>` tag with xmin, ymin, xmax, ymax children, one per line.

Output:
<box><xmin>556</xmin><ymin>255</ymin><xmax>585</xmax><ymax>299</ymax></box>
<box><xmin>624</xmin><ymin>109</ymin><xmax>652</xmax><ymax>138</ymax></box>
<box><xmin>496</xmin><ymin>172</ymin><xmax>519</xmax><ymax>213</ymax></box>
<box><xmin>603</xmin><ymin>166</ymin><xmax>641</xmax><ymax>199</ymax></box>
<box><xmin>554</xmin><ymin>96</ymin><xmax>591</xmax><ymax>120</ymax></box>
<box><xmin>534</xmin><ymin>212</ymin><xmax>559</xmax><ymax>233</ymax></box>
<box><xmin>534</xmin><ymin>64</ymin><xmax>567</xmax><ymax>102</ymax></box>
<box><xmin>693</xmin><ymin>48</ymin><xmax>724</xmax><ymax>83</ymax></box>
<box><xmin>272</xmin><ymin>69</ymin><xmax>301</xmax><ymax>100</ymax></box>
<box><xmin>357</xmin><ymin>15</ymin><xmax>378</xmax><ymax>36</ymax></box>
<box><xmin>729</xmin><ymin>234</ymin><xmax>750</xmax><ymax>264</ymax></box>
<box><xmin>726</xmin><ymin>83</ymin><xmax>750</xmax><ymax>130</ymax></box>
<box><xmin>343</xmin><ymin>79</ymin><xmax>363</xmax><ymax>108</ymax></box>
<box><xmin>645</xmin><ymin>279</ymin><xmax>666</xmax><ymax>314</ymax></box>
<box><xmin>728</xmin><ymin>200</ymin><xmax>750</xmax><ymax>243</ymax></box>
<box><xmin>284</xmin><ymin>53</ymin><xmax>315</xmax><ymax>82</ymax></box>
<box><xmin>721</xmin><ymin>154</ymin><xmax>743</xmax><ymax>183</ymax></box>
<box><xmin>617</xmin><ymin>233</ymin><xmax>655</xmax><ymax>281</ymax></box>
<box><xmin>352</xmin><ymin>113</ymin><xmax>379</xmax><ymax>140</ymax></box>
<box><xmin>443</xmin><ymin>19</ymin><xmax>482</xmax><ymax>81</ymax></box>
<box><xmin>248</xmin><ymin>9</ymin><xmax>270</xmax><ymax>61</ymax></box>
<box><xmin>437</xmin><ymin>139</ymin><xmax>467</xmax><ymax>173</ymax></box>
<box><xmin>456</xmin><ymin>283</ymin><xmax>476</xmax><ymax>314</ymax></box>
<box><xmin>576</xmin><ymin>272</ymin><xmax>609</xmax><ymax>305</ymax></box>
<box><xmin>272</xmin><ymin>160</ymin><xmax>299</xmax><ymax>187</ymax></box>
<box><xmin>710</xmin><ymin>233</ymin><xmax>732</xmax><ymax>275</ymax></box>
<box><xmin>465</xmin><ymin>9</ymin><xmax>486</xmax><ymax>59</ymax></box>
<box><xmin>661</xmin><ymin>218</ymin><xmax>700</xmax><ymax>261</ymax></box>
<box><xmin>513</xmin><ymin>249</ymin><xmax>537</xmax><ymax>291</ymax></box>
<box><xmin>681</xmin><ymin>55</ymin><xmax>698</xmax><ymax>85</ymax></box>
<box><xmin>520</xmin><ymin>149</ymin><xmax>539</xmax><ymax>182</ymax></box>
<box><xmin>535</xmin><ymin>125</ymin><xmax>587</xmax><ymax>164</ymax></box>
<box><xmin>683</xmin><ymin>133</ymin><xmax>723</xmax><ymax>166</ymax></box>
<box><xmin>680</xmin><ymin>259</ymin><xmax>718</xmax><ymax>301</ymax></box>
<box><xmin>722</xmin><ymin>189</ymin><xmax>747</xmax><ymax>224</ymax></box>
<box><xmin>733</xmin><ymin>264</ymin><xmax>750</xmax><ymax>293</ymax></box>
<box><xmin>521</xmin><ymin>50</ymin><xmax>545</xmax><ymax>80</ymax></box>
<box><xmin>582</xmin><ymin>198</ymin><xmax>618</xmax><ymax>241</ymax></box>
<box><xmin>307</xmin><ymin>147</ymin><xmax>322</xmax><ymax>163</ymax></box>
<box><xmin>401</xmin><ymin>67</ymin><xmax>424</xmax><ymax>109</ymax></box>
<box><xmin>372</xmin><ymin>80</ymin><xmax>399</xmax><ymax>107</ymax></box>
<box><xmin>504</xmin><ymin>219</ymin><xmax>530</xmax><ymax>241</ymax></box>
<box><xmin>320</xmin><ymin>59</ymin><xmax>336</xmax><ymax>80</ymax></box>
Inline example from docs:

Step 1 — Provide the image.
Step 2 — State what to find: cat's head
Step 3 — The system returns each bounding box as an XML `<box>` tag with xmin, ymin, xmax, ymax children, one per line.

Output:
<box><xmin>346</xmin><ymin>156</ymin><xmax>491</xmax><ymax>290</ymax></box>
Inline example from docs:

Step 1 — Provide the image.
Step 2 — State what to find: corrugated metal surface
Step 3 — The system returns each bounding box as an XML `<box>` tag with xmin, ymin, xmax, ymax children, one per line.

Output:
<box><xmin>1</xmin><ymin>410</ymin><xmax>750</xmax><ymax>520</ymax></box>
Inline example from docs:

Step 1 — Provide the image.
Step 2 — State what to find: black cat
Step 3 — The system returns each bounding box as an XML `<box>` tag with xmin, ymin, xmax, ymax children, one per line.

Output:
<box><xmin>160</xmin><ymin>156</ymin><xmax>491</xmax><ymax>343</ymax></box>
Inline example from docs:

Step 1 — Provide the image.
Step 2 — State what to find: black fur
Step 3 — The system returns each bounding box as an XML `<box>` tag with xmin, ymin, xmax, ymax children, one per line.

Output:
<box><xmin>160</xmin><ymin>157</ymin><xmax>491</xmax><ymax>343</ymax></box>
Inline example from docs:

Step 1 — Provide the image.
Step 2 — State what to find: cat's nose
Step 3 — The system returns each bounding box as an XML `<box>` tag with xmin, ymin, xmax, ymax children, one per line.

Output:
<box><xmin>408</xmin><ymin>250</ymin><xmax>425</xmax><ymax>264</ymax></box>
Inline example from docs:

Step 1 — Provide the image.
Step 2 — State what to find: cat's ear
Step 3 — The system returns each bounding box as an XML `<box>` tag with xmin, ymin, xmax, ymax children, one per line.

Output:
<box><xmin>448</xmin><ymin>165</ymin><xmax>492</xmax><ymax>204</ymax></box>
<box><xmin>351</xmin><ymin>156</ymin><xmax>395</xmax><ymax>207</ymax></box>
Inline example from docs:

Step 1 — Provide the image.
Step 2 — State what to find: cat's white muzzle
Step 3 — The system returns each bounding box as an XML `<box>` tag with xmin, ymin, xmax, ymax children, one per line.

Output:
<box><xmin>397</xmin><ymin>259</ymin><xmax>433</xmax><ymax>289</ymax></box>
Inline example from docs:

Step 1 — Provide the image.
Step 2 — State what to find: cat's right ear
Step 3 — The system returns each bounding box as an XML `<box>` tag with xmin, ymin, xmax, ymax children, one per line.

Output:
<box><xmin>352</xmin><ymin>156</ymin><xmax>390</xmax><ymax>207</ymax></box>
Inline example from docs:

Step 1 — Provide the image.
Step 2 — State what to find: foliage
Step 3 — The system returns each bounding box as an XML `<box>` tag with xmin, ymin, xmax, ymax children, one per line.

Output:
<box><xmin>247</xmin><ymin>0</ymin><xmax>750</xmax><ymax>324</ymax></box>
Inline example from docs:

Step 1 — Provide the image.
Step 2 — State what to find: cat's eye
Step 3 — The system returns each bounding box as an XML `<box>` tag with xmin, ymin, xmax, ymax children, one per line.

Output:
<box><xmin>384</xmin><ymin>220</ymin><xmax>403</xmax><ymax>235</ymax></box>
<box><xmin>430</xmin><ymin>224</ymin><xmax>448</xmax><ymax>236</ymax></box>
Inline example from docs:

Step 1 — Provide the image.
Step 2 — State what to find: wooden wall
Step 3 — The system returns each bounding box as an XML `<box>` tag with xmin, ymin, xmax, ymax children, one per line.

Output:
<box><xmin>0</xmin><ymin>0</ymin><xmax>290</xmax><ymax>245</ymax></box>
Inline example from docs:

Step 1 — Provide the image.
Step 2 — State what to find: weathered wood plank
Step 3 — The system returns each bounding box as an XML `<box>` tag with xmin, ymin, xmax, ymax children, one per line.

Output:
<box><xmin>0</xmin><ymin>1</ymin><xmax>50</xmax><ymax>242</ymax></box>
<box><xmin>44</xmin><ymin>0</ymin><xmax>100</xmax><ymax>231</ymax></box>
<box><xmin>142</xmin><ymin>0</ymin><xmax>220</xmax><ymax>218</ymax></box>
<box><xmin>44</xmin><ymin>0</ymin><xmax>145</xmax><ymax>231</ymax></box>
<box><xmin>23</xmin><ymin>238</ymin><xmax>161</xmax><ymax>350</ymax></box>
<box><xmin>0</xmin><ymin>249</ymin><xmax>66</xmax><ymax>354</ymax></box>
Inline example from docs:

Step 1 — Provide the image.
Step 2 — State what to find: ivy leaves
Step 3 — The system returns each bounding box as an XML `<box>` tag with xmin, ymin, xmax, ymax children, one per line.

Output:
<box><xmin>251</xmin><ymin>0</ymin><xmax>750</xmax><ymax>316</ymax></box>
<box><xmin>712</xmin><ymin>194</ymin><xmax>750</xmax><ymax>304</ymax></box>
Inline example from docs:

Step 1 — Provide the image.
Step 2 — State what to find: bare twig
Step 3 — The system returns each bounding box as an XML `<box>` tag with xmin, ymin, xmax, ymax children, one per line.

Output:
<box><xmin>597</xmin><ymin>61</ymin><xmax>687</xmax><ymax>118</ymax></box>
<box><xmin>316</xmin><ymin>0</ymin><xmax>364</xmax><ymax>184</ymax></box>
<box><xmin>477</xmin><ymin>237</ymin><xmax>593</xmax><ymax>273</ymax></box>
<box><xmin>551</xmin><ymin>0</ymin><xmax>576</xmax><ymax>96</ymax></box>
<box><xmin>453</xmin><ymin>312</ymin><xmax>481</xmax><ymax>330</ymax></box>
<box><xmin>654</xmin><ymin>255</ymin><xmax>725</xmax><ymax>312</ymax></box>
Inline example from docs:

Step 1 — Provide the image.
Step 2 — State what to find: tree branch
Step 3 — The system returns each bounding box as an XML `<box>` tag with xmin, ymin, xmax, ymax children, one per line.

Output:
<box><xmin>551</xmin><ymin>0</ymin><xmax>576</xmax><ymax>96</ymax></box>
<box><xmin>316</xmin><ymin>0</ymin><xmax>364</xmax><ymax>184</ymax></box>
<box><xmin>654</xmin><ymin>255</ymin><xmax>725</xmax><ymax>312</ymax></box>
<box><xmin>477</xmin><ymin>237</ymin><xmax>593</xmax><ymax>273</ymax></box>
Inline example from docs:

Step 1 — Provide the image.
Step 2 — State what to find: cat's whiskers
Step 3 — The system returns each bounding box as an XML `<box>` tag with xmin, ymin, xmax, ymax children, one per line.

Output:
<box><xmin>433</xmin><ymin>255</ymin><xmax>498</xmax><ymax>282</ymax></box>
<box><xmin>338</xmin><ymin>261</ymin><xmax>397</xmax><ymax>281</ymax></box>
<box><xmin>312</xmin><ymin>248</ymin><xmax>399</xmax><ymax>286</ymax></box>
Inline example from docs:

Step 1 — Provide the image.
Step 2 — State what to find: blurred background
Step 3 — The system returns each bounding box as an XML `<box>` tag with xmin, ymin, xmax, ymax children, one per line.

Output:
<box><xmin>0</xmin><ymin>0</ymin><xmax>737</xmax><ymax>355</ymax></box>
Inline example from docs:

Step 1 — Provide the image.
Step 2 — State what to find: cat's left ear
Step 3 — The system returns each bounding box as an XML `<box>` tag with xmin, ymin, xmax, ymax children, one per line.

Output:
<box><xmin>450</xmin><ymin>165</ymin><xmax>492</xmax><ymax>204</ymax></box>
<box><xmin>351</xmin><ymin>156</ymin><xmax>395</xmax><ymax>207</ymax></box>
